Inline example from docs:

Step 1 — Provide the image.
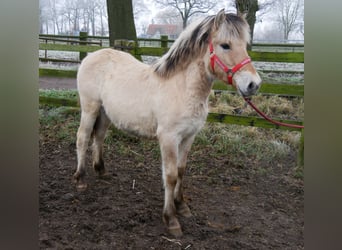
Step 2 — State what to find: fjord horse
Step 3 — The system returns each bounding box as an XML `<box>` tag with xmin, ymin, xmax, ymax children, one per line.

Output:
<box><xmin>74</xmin><ymin>9</ymin><xmax>261</xmax><ymax>236</ymax></box>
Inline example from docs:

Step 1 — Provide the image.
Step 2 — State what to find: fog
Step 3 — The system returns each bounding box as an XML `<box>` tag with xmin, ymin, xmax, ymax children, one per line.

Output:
<box><xmin>39</xmin><ymin>0</ymin><xmax>304</xmax><ymax>42</ymax></box>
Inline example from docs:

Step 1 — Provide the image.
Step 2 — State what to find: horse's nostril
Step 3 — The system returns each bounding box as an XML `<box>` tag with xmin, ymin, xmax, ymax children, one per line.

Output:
<box><xmin>248</xmin><ymin>81</ymin><xmax>257</xmax><ymax>91</ymax></box>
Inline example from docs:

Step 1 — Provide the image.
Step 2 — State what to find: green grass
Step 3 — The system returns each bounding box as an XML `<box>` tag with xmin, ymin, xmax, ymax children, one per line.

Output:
<box><xmin>192</xmin><ymin>123</ymin><xmax>299</xmax><ymax>165</ymax></box>
<box><xmin>210</xmin><ymin>91</ymin><xmax>304</xmax><ymax>121</ymax></box>
<box><xmin>39</xmin><ymin>105</ymin><xmax>80</xmax><ymax>143</ymax></box>
<box><xmin>39</xmin><ymin>89</ymin><xmax>78</xmax><ymax>99</ymax></box>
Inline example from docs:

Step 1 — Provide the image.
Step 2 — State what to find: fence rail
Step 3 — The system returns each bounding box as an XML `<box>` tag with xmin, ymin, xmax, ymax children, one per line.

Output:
<box><xmin>39</xmin><ymin>33</ymin><xmax>304</xmax><ymax>63</ymax></box>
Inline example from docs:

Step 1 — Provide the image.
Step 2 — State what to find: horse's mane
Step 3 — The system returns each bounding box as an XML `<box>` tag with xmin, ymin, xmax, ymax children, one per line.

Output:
<box><xmin>153</xmin><ymin>13</ymin><xmax>250</xmax><ymax>78</ymax></box>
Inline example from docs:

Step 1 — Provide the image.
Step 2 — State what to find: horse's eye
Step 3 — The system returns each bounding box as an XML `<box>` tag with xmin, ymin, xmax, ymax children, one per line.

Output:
<box><xmin>220</xmin><ymin>43</ymin><xmax>230</xmax><ymax>50</ymax></box>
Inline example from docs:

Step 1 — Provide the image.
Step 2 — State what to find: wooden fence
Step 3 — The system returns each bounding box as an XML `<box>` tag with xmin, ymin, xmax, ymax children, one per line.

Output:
<box><xmin>39</xmin><ymin>33</ymin><xmax>304</xmax><ymax>63</ymax></box>
<box><xmin>38</xmin><ymin>34</ymin><xmax>304</xmax><ymax>130</ymax></box>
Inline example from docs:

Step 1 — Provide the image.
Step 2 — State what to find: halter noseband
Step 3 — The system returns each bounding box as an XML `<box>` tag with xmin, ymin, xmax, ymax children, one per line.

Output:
<box><xmin>209</xmin><ymin>40</ymin><xmax>252</xmax><ymax>85</ymax></box>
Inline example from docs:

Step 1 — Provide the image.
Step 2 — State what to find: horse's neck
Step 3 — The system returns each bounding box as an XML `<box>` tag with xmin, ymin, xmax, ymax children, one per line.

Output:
<box><xmin>184</xmin><ymin>60</ymin><xmax>213</xmax><ymax>101</ymax></box>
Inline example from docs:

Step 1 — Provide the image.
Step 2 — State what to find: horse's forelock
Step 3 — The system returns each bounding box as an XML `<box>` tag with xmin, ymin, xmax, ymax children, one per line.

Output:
<box><xmin>222</xmin><ymin>14</ymin><xmax>251</xmax><ymax>44</ymax></box>
<box><xmin>154</xmin><ymin>13</ymin><xmax>249</xmax><ymax>78</ymax></box>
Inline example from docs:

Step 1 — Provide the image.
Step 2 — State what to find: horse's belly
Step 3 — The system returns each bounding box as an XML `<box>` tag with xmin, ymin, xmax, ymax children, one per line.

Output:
<box><xmin>104</xmin><ymin>106</ymin><xmax>158</xmax><ymax>138</ymax></box>
<box><xmin>116</xmin><ymin>117</ymin><xmax>157</xmax><ymax>138</ymax></box>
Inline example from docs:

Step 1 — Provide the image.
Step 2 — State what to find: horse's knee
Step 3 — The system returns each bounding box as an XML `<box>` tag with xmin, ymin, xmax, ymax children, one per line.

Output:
<box><xmin>164</xmin><ymin>171</ymin><xmax>178</xmax><ymax>187</ymax></box>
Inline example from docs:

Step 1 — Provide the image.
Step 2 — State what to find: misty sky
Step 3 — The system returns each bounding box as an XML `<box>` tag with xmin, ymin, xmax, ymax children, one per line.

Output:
<box><xmin>39</xmin><ymin>0</ymin><xmax>303</xmax><ymax>41</ymax></box>
<box><xmin>136</xmin><ymin>0</ymin><xmax>303</xmax><ymax>40</ymax></box>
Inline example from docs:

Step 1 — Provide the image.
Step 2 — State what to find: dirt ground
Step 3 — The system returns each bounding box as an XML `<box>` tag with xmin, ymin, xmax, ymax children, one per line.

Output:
<box><xmin>39</xmin><ymin>134</ymin><xmax>303</xmax><ymax>249</ymax></box>
<box><xmin>39</xmin><ymin>77</ymin><xmax>303</xmax><ymax>249</ymax></box>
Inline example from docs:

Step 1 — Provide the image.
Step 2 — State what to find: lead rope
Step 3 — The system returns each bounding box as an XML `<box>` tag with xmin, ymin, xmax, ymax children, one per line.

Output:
<box><xmin>243</xmin><ymin>97</ymin><xmax>304</xmax><ymax>129</ymax></box>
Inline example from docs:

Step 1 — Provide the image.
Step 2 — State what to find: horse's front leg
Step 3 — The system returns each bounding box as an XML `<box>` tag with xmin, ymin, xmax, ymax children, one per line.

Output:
<box><xmin>174</xmin><ymin>135</ymin><xmax>195</xmax><ymax>218</ymax></box>
<box><xmin>159</xmin><ymin>133</ymin><xmax>182</xmax><ymax>237</ymax></box>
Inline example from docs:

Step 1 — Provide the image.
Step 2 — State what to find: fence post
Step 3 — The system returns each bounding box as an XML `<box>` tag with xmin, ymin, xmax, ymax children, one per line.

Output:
<box><xmin>160</xmin><ymin>35</ymin><xmax>168</xmax><ymax>52</ymax></box>
<box><xmin>114</xmin><ymin>39</ymin><xmax>141</xmax><ymax>61</ymax></box>
<box><xmin>45</xmin><ymin>39</ymin><xmax>48</xmax><ymax>59</ymax></box>
<box><xmin>297</xmin><ymin>129</ymin><xmax>304</xmax><ymax>168</ymax></box>
<box><xmin>79</xmin><ymin>31</ymin><xmax>88</xmax><ymax>61</ymax></box>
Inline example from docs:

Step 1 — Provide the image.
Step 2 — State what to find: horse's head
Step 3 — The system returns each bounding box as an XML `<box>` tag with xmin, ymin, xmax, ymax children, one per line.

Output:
<box><xmin>154</xmin><ymin>9</ymin><xmax>261</xmax><ymax>97</ymax></box>
<box><xmin>209</xmin><ymin>10</ymin><xmax>261</xmax><ymax>97</ymax></box>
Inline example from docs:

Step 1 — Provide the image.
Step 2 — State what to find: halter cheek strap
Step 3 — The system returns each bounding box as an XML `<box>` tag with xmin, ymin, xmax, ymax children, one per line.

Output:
<box><xmin>209</xmin><ymin>41</ymin><xmax>251</xmax><ymax>85</ymax></box>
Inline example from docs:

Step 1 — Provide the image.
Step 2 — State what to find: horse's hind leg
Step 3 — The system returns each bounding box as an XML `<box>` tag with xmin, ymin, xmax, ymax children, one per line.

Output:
<box><xmin>91</xmin><ymin>107</ymin><xmax>110</xmax><ymax>176</ymax></box>
<box><xmin>73</xmin><ymin>102</ymin><xmax>100</xmax><ymax>190</ymax></box>
<box><xmin>174</xmin><ymin>135</ymin><xmax>195</xmax><ymax>218</ymax></box>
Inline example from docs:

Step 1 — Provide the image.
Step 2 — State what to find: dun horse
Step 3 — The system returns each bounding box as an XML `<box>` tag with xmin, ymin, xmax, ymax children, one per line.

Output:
<box><xmin>74</xmin><ymin>10</ymin><xmax>261</xmax><ymax>236</ymax></box>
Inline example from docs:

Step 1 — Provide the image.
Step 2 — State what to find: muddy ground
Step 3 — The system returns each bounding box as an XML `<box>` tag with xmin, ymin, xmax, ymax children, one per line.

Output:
<box><xmin>39</xmin><ymin>113</ymin><xmax>303</xmax><ymax>249</ymax></box>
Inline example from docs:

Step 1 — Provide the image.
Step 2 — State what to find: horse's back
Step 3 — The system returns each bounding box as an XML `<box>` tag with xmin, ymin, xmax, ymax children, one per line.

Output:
<box><xmin>77</xmin><ymin>48</ymin><xmax>147</xmax><ymax>101</ymax></box>
<box><xmin>77</xmin><ymin>48</ymin><xmax>159</xmax><ymax>137</ymax></box>
<box><xmin>78</xmin><ymin>48</ymin><xmax>142</xmax><ymax>87</ymax></box>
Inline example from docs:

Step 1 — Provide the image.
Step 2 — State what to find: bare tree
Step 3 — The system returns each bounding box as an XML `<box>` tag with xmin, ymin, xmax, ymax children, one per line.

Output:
<box><xmin>83</xmin><ymin>0</ymin><xmax>101</xmax><ymax>35</ymax></box>
<box><xmin>49</xmin><ymin>0</ymin><xmax>60</xmax><ymax>34</ymax></box>
<box><xmin>106</xmin><ymin>0</ymin><xmax>137</xmax><ymax>46</ymax></box>
<box><xmin>60</xmin><ymin>0</ymin><xmax>82</xmax><ymax>34</ymax></box>
<box><xmin>226</xmin><ymin>0</ymin><xmax>276</xmax><ymax>47</ymax></box>
<box><xmin>276</xmin><ymin>0</ymin><xmax>303</xmax><ymax>40</ymax></box>
<box><xmin>97</xmin><ymin>0</ymin><xmax>108</xmax><ymax>35</ymax></box>
<box><xmin>155</xmin><ymin>0</ymin><xmax>217</xmax><ymax>29</ymax></box>
<box><xmin>299</xmin><ymin>22</ymin><xmax>304</xmax><ymax>37</ymax></box>
<box><xmin>234</xmin><ymin>0</ymin><xmax>258</xmax><ymax>48</ymax></box>
<box><xmin>133</xmin><ymin>0</ymin><xmax>150</xmax><ymax>18</ymax></box>
<box><xmin>154</xmin><ymin>8</ymin><xmax>183</xmax><ymax>25</ymax></box>
<box><xmin>39</xmin><ymin>0</ymin><xmax>50</xmax><ymax>33</ymax></box>
<box><xmin>132</xmin><ymin>0</ymin><xmax>151</xmax><ymax>36</ymax></box>
<box><xmin>39</xmin><ymin>0</ymin><xmax>107</xmax><ymax>35</ymax></box>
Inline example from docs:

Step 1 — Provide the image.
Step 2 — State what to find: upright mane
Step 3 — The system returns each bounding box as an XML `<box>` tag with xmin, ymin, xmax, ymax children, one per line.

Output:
<box><xmin>153</xmin><ymin>12</ymin><xmax>250</xmax><ymax>78</ymax></box>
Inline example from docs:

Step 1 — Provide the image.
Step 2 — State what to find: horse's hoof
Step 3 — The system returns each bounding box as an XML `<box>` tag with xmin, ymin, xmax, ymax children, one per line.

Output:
<box><xmin>93</xmin><ymin>160</ymin><xmax>106</xmax><ymax>176</ymax></box>
<box><xmin>73</xmin><ymin>172</ymin><xmax>87</xmax><ymax>191</ymax></box>
<box><xmin>96</xmin><ymin>168</ymin><xmax>107</xmax><ymax>177</ymax></box>
<box><xmin>164</xmin><ymin>216</ymin><xmax>183</xmax><ymax>237</ymax></box>
<box><xmin>178</xmin><ymin>208</ymin><xmax>192</xmax><ymax>218</ymax></box>
<box><xmin>76</xmin><ymin>182</ymin><xmax>88</xmax><ymax>192</ymax></box>
<box><xmin>168</xmin><ymin>226</ymin><xmax>183</xmax><ymax>238</ymax></box>
<box><xmin>176</xmin><ymin>202</ymin><xmax>192</xmax><ymax>218</ymax></box>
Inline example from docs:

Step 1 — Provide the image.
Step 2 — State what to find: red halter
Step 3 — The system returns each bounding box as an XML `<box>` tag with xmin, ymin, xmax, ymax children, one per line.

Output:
<box><xmin>209</xmin><ymin>40</ymin><xmax>251</xmax><ymax>85</ymax></box>
<box><xmin>209</xmin><ymin>41</ymin><xmax>304</xmax><ymax>129</ymax></box>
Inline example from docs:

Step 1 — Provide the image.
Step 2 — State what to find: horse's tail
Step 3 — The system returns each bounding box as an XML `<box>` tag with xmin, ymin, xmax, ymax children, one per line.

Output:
<box><xmin>90</xmin><ymin>113</ymin><xmax>101</xmax><ymax>139</ymax></box>
<box><xmin>91</xmin><ymin>106</ymin><xmax>109</xmax><ymax>139</ymax></box>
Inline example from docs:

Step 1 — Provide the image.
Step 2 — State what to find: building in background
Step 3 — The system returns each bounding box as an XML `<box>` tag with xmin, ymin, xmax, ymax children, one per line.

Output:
<box><xmin>146</xmin><ymin>24</ymin><xmax>182</xmax><ymax>39</ymax></box>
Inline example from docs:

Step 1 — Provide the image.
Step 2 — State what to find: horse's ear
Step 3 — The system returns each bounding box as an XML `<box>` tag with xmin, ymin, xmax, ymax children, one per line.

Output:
<box><xmin>214</xmin><ymin>9</ymin><xmax>226</xmax><ymax>29</ymax></box>
<box><xmin>238</xmin><ymin>11</ymin><xmax>248</xmax><ymax>20</ymax></box>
